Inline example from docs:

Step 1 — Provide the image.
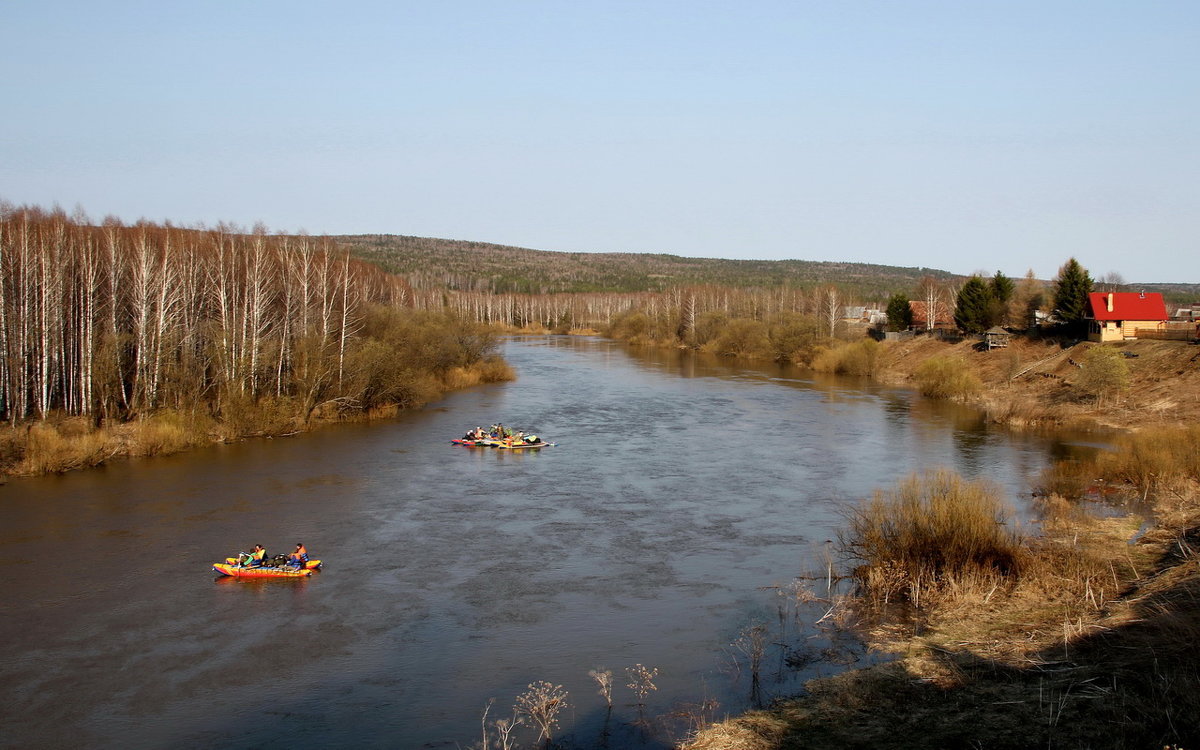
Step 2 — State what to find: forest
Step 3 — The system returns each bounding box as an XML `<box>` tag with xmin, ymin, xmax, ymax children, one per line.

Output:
<box><xmin>0</xmin><ymin>205</ymin><xmax>508</xmax><ymax>474</ymax></box>
<box><xmin>5</xmin><ymin>202</ymin><xmax>1198</xmax><ymax>474</ymax></box>
<box><xmin>335</xmin><ymin>233</ymin><xmax>961</xmax><ymax>296</ymax></box>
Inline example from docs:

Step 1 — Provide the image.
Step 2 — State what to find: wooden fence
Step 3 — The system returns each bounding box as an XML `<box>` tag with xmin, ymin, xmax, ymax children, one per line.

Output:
<box><xmin>1135</xmin><ymin>325</ymin><xmax>1198</xmax><ymax>341</ymax></box>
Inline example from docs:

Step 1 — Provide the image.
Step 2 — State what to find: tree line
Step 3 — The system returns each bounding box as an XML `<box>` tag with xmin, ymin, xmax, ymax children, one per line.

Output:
<box><xmin>0</xmin><ymin>197</ymin><xmax>1129</xmax><ymax>431</ymax></box>
<box><xmin>0</xmin><ymin>205</ymin><xmax>502</xmax><ymax>429</ymax></box>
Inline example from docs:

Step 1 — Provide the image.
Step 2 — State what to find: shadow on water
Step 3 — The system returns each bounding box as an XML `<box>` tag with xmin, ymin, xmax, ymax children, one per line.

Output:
<box><xmin>0</xmin><ymin>336</ymin><xmax>1097</xmax><ymax>748</ymax></box>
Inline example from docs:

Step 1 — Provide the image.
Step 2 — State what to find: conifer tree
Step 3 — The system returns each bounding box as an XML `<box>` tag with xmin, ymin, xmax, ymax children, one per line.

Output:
<box><xmin>988</xmin><ymin>271</ymin><xmax>1015</xmax><ymax>327</ymax></box>
<box><xmin>885</xmin><ymin>293</ymin><xmax>913</xmax><ymax>332</ymax></box>
<box><xmin>1052</xmin><ymin>258</ymin><xmax>1093</xmax><ymax>335</ymax></box>
<box><xmin>954</xmin><ymin>276</ymin><xmax>994</xmax><ymax>334</ymax></box>
<box><xmin>989</xmin><ymin>271</ymin><xmax>1015</xmax><ymax>304</ymax></box>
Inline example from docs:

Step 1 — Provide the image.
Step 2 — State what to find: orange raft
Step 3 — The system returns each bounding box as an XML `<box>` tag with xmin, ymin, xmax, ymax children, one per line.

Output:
<box><xmin>213</xmin><ymin>558</ymin><xmax>322</xmax><ymax>578</ymax></box>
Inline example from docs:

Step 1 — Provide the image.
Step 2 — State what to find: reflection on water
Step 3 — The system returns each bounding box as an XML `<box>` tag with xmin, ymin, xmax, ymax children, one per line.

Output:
<box><xmin>0</xmin><ymin>336</ymin><xmax>1097</xmax><ymax>748</ymax></box>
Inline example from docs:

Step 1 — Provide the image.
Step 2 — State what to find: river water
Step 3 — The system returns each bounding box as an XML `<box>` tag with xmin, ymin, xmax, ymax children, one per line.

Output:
<box><xmin>0</xmin><ymin>336</ymin><xmax>1082</xmax><ymax>749</ymax></box>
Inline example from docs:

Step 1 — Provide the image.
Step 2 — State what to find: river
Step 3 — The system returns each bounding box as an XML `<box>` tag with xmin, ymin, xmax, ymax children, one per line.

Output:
<box><xmin>0</xmin><ymin>336</ymin><xmax>1082</xmax><ymax>749</ymax></box>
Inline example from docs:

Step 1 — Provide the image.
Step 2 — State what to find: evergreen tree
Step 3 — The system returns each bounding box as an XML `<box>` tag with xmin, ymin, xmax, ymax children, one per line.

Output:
<box><xmin>885</xmin><ymin>293</ymin><xmax>914</xmax><ymax>332</ymax></box>
<box><xmin>954</xmin><ymin>276</ymin><xmax>994</xmax><ymax>334</ymax></box>
<box><xmin>1052</xmin><ymin>258</ymin><xmax>1094</xmax><ymax>335</ymax></box>
<box><xmin>990</xmin><ymin>271</ymin><xmax>1014</xmax><ymax>304</ymax></box>
<box><xmin>988</xmin><ymin>271</ymin><xmax>1015</xmax><ymax>327</ymax></box>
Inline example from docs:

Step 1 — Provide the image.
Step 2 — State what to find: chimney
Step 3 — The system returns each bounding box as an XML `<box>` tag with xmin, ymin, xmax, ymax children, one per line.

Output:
<box><xmin>1107</xmin><ymin>293</ymin><xmax>1113</xmax><ymax>312</ymax></box>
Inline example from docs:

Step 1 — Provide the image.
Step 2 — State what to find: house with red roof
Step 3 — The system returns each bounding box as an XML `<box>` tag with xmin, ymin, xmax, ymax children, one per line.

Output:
<box><xmin>908</xmin><ymin>300</ymin><xmax>953</xmax><ymax>331</ymax></box>
<box><xmin>1086</xmin><ymin>291</ymin><xmax>1168</xmax><ymax>342</ymax></box>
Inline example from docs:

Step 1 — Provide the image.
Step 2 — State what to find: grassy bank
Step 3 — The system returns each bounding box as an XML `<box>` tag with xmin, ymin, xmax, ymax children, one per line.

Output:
<box><xmin>873</xmin><ymin>334</ymin><xmax>1200</xmax><ymax>432</ymax></box>
<box><xmin>684</xmin><ymin>427</ymin><xmax>1200</xmax><ymax>749</ymax></box>
<box><xmin>0</xmin><ymin>347</ymin><xmax>514</xmax><ymax>478</ymax></box>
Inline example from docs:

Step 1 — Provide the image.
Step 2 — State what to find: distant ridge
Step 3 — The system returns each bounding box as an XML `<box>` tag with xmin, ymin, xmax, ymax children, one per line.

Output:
<box><xmin>333</xmin><ymin>234</ymin><xmax>959</xmax><ymax>298</ymax></box>
<box><xmin>334</xmin><ymin>234</ymin><xmax>1200</xmax><ymax>301</ymax></box>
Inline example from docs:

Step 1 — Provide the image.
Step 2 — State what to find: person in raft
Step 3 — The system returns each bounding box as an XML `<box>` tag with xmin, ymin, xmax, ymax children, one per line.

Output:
<box><xmin>288</xmin><ymin>542</ymin><xmax>309</xmax><ymax>567</ymax></box>
<box><xmin>239</xmin><ymin>544</ymin><xmax>267</xmax><ymax>567</ymax></box>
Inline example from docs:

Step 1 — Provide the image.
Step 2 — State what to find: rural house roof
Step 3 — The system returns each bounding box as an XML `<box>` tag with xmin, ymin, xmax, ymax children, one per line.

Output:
<box><xmin>1087</xmin><ymin>292</ymin><xmax>1168</xmax><ymax>322</ymax></box>
<box><xmin>908</xmin><ymin>300</ymin><xmax>952</xmax><ymax>327</ymax></box>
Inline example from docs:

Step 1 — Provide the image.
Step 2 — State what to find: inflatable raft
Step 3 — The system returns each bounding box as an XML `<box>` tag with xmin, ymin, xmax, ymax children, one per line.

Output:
<box><xmin>214</xmin><ymin>557</ymin><xmax>322</xmax><ymax>578</ymax></box>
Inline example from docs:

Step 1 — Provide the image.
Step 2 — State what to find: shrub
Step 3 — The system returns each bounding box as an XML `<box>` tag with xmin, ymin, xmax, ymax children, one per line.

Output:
<box><xmin>840</xmin><ymin>470</ymin><xmax>1023</xmax><ymax>604</ymax></box>
<box><xmin>811</xmin><ymin>339</ymin><xmax>880</xmax><ymax>376</ymax></box>
<box><xmin>769</xmin><ymin>313</ymin><xmax>821</xmax><ymax>363</ymax></box>
<box><xmin>606</xmin><ymin>309</ymin><xmax>653</xmax><ymax>344</ymax></box>
<box><xmin>692</xmin><ymin>310</ymin><xmax>728</xmax><ymax>347</ymax></box>
<box><xmin>1076</xmin><ymin>345</ymin><xmax>1130</xmax><ymax>405</ymax></box>
<box><xmin>703</xmin><ymin>317</ymin><xmax>773</xmax><ymax>359</ymax></box>
<box><xmin>474</xmin><ymin>355</ymin><xmax>516</xmax><ymax>383</ymax></box>
<box><xmin>915</xmin><ymin>356</ymin><xmax>980</xmax><ymax>400</ymax></box>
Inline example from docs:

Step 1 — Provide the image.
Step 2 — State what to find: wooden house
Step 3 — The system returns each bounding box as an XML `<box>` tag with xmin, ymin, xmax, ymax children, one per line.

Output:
<box><xmin>908</xmin><ymin>300</ymin><xmax>953</xmax><ymax>331</ymax></box>
<box><xmin>1086</xmin><ymin>292</ymin><xmax>1168</xmax><ymax>342</ymax></box>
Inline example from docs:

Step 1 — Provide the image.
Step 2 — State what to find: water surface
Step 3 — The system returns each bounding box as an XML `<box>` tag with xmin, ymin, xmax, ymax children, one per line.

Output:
<box><xmin>1</xmin><ymin>337</ymin><xmax>1077</xmax><ymax>748</ymax></box>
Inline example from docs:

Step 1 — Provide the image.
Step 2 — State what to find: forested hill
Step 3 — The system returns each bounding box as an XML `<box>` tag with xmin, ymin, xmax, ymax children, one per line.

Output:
<box><xmin>333</xmin><ymin>234</ymin><xmax>959</xmax><ymax>297</ymax></box>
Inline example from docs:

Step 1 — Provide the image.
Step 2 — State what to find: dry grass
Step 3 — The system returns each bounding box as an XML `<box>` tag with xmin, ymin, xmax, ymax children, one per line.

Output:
<box><xmin>440</xmin><ymin>356</ymin><xmax>516</xmax><ymax>390</ymax></box>
<box><xmin>686</xmin><ymin>437</ymin><xmax>1200</xmax><ymax>749</ymax></box>
<box><xmin>1</xmin><ymin>355</ymin><xmax>516</xmax><ymax>478</ymax></box>
<box><xmin>1094</xmin><ymin>425</ymin><xmax>1200</xmax><ymax>492</ymax></box>
<box><xmin>913</xmin><ymin>355</ymin><xmax>981</xmax><ymax>400</ymax></box>
<box><xmin>685</xmin><ymin>713</ymin><xmax>786</xmax><ymax>750</ymax></box>
<box><xmin>128</xmin><ymin>411</ymin><xmax>213</xmax><ymax>457</ymax></box>
<box><xmin>840</xmin><ymin>470</ymin><xmax>1023</xmax><ymax>606</ymax></box>
<box><xmin>471</xmin><ymin>355</ymin><xmax>517</xmax><ymax>384</ymax></box>
<box><xmin>810</xmin><ymin>339</ymin><xmax>880</xmax><ymax>376</ymax></box>
<box><xmin>14</xmin><ymin>421</ymin><xmax>117</xmax><ymax>474</ymax></box>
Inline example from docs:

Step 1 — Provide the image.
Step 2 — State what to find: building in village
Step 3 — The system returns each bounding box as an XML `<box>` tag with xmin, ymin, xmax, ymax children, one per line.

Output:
<box><xmin>908</xmin><ymin>300</ymin><xmax>953</xmax><ymax>331</ymax></box>
<box><xmin>1086</xmin><ymin>291</ymin><xmax>1169</xmax><ymax>342</ymax></box>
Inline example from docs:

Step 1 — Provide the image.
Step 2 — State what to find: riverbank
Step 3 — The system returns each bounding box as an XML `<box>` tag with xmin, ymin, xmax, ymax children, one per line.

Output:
<box><xmin>0</xmin><ymin>356</ymin><xmax>514</xmax><ymax>478</ymax></box>
<box><xmin>873</xmin><ymin>334</ymin><xmax>1200</xmax><ymax>432</ymax></box>
<box><xmin>687</xmin><ymin>482</ymin><xmax>1200</xmax><ymax>748</ymax></box>
<box><xmin>683</xmin><ymin>413</ymin><xmax>1200</xmax><ymax>747</ymax></box>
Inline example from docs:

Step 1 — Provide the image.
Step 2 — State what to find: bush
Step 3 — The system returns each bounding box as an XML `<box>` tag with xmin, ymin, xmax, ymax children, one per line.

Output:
<box><xmin>811</xmin><ymin>339</ymin><xmax>880</xmax><ymax>376</ymax></box>
<box><xmin>769</xmin><ymin>313</ymin><xmax>821</xmax><ymax>363</ymax></box>
<box><xmin>474</xmin><ymin>355</ymin><xmax>515</xmax><ymax>383</ymax></box>
<box><xmin>915</xmin><ymin>356</ymin><xmax>981</xmax><ymax>400</ymax></box>
<box><xmin>702</xmin><ymin>317</ymin><xmax>773</xmax><ymax>359</ymax></box>
<box><xmin>840</xmin><ymin>470</ymin><xmax>1023</xmax><ymax>604</ymax></box>
<box><xmin>692</xmin><ymin>310</ymin><xmax>729</xmax><ymax>348</ymax></box>
<box><xmin>1076</xmin><ymin>345</ymin><xmax>1130</xmax><ymax>405</ymax></box>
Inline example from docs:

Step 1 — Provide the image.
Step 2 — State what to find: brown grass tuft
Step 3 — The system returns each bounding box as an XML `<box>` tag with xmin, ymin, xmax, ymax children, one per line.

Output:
<box><xmin>15</xmin><ymin>422</ymin><xmax>116</xmax><ymax>475</ymax></box>
<box><xmin>473</xmin><ymin>355</ymin><xmax>516</xmax><ymax>383</ymax></box>
<box><xmin>841</xmin><ymin>470</ymin><xmax>1022</xmax><ymax>605</ymax></box>
<box><xmin>914</xmin><ymin>355</ymin><xmax>981</xmax><ymax>400</ymax></box>
<box><xmin>810</xmin><ymin>339</ymin><xmax>880</xmax><ymax>376</ymax></box>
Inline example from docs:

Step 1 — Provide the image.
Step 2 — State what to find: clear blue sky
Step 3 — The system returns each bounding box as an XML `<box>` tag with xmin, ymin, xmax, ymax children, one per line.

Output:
<box><xmin>3</xmin><ymin>1</ymin><xmax>1197</xmax><ymax>283</ymax></box>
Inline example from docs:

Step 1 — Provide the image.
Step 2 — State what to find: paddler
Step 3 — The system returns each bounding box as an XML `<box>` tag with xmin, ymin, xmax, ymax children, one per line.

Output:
<box><xmin>288</xmin><ymin>542</ymin><xmax>309</xmax><ymax>567</ymax></box>
<box><xmin>243</xmin><ymin>540</ymin><xmax>265</xmax><ymax>564</ymax></box>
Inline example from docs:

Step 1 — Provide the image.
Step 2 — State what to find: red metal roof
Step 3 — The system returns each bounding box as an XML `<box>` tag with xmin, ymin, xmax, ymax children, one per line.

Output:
<box><xmin>1087</xmin><ymin>292</ymin><xmax>1168</xmax><ymax>322</ymax></box>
